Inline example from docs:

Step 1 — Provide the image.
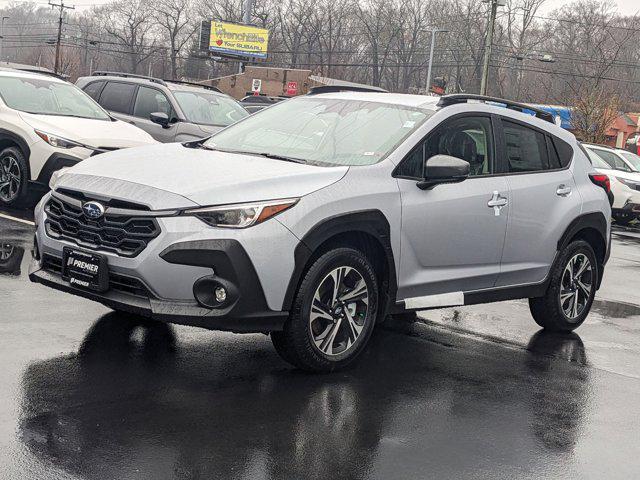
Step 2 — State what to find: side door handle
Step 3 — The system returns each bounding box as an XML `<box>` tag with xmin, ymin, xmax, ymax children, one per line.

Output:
<box><xmin>488</xmin><ymin>191</ymin><xmax>508</xmax><ymax>216</ymax></box>
<box><xmin>556</xmin><ymin>184</ymin><xmax>572</xmax><ymax>196</ymax></box>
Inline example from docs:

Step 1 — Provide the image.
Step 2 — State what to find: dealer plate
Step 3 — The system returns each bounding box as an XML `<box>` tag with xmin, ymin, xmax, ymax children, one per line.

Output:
<box><xmin>62</xmin><ymin>247</ymin><xmax>109</xmax><ymax>292</ymax></box>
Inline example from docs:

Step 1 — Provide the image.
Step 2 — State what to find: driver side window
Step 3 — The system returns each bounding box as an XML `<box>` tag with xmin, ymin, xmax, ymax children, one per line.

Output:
<box><xmin>395</xmin><ymin>116</ymin><xmax>493</xmax><ymax>179</ymax></box>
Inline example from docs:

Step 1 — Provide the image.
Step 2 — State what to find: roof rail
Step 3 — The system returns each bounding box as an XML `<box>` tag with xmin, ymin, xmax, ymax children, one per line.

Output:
<box><xmin>437</xmin><ymin>94</ymin><xmax>556</xmax><ymax>124</ymax></box>
<box><xmin>163</xmin><ymin>78</ymin><xmax>222</xmax><ymax>93</ymax></box>
<box><xmin>92</xmin><ymin>71</ymin><xmax>167</xmax><ymax>86</ymax></box>
<box><xmin>308</xmin><ymin>85</ymin><xmax>388</xmax><ymax>95</ymax></box>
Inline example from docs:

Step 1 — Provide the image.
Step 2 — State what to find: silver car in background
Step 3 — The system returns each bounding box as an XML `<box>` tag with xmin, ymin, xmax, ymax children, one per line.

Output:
<box><xmin>76</xmin><ymin>72</ymin><xmax>249</xmax><ymax>143</ymax></box>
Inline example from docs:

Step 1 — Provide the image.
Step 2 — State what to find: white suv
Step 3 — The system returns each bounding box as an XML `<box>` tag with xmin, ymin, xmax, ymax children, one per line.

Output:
<box><xmin>0</xmin><ymin>68</ymin><xmax>156</xmax><ymax>206</ymax></box>
<box><xmin>30</xmin><ymin>90</ymin><xmax>612</xmax><ymax>372</ymax></box>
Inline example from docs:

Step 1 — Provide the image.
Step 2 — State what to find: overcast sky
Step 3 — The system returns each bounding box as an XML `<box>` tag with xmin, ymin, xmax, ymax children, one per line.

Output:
<box><xmin>0</xmin><ymin>0</ymin><xmax>638</xmax><ymax>15</ymax></box>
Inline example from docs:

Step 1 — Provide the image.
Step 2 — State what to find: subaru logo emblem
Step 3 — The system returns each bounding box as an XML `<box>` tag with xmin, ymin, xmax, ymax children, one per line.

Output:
<box><xmin>82</xmin><ymin>201</ymin><xmax>105</xmax><ymax>219</ymax></box>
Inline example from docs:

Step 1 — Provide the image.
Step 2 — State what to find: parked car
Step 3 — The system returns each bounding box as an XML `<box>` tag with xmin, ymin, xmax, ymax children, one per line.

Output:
<box><xmin>584</xmin><ymin>143</ymin><xmax>640</xmax><ymax>173</ymax></box>
<box><xmin>76</xmin><ymin>72</ymin><xmax>249</xmax><ymax>142</ymax></box>
<box><xmin>239</xmin><ymin>95</ymin><xmax>286</xmax><ymax>114</ymax></box>
<box><xmin>30</xmin><ymin>91</ymin><xmax>611</xmax><ymax>372</ymax></box>
<box><xmin>582</xmin><ymin>144</ymin><xmax>640</xmax><ymax>225</ymax></box>
<box><xmin>0</xmin><ymin>68</ymin><xmax>156</xmax><ymax>206</ymax></box>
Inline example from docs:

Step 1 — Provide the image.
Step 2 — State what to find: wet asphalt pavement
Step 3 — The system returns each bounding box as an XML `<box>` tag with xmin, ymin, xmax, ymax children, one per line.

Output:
<box><xmin>2</xmin><ymin>214</ymin><xmax>640</xmax><ymax>479</ymax></box>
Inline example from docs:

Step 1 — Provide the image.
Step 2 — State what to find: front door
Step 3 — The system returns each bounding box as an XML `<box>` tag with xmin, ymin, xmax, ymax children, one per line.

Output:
<box><xmin>130</xmin><ymin>86</ymin><xmax>178</xmax><ymax>143</ymax></box>
<box><xmin>396</xmin><ymin>115</ymin><xmax>509</xmax><ymax>306</ymax></box>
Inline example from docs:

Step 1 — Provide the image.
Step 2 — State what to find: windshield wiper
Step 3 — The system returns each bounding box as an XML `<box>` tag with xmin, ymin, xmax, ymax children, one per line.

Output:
<box><xmin>250</xmin><ymin>152</ymin><xmax>307</xmax><ymax>164</ymax></box>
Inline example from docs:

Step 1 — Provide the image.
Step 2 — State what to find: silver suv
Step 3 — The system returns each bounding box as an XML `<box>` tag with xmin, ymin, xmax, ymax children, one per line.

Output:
<box><xmin>29</xmin><ymin>91</ymin><xmax>612</xmax><ymax>372</ymax></box>
<box><xmin>76</xmin><ymin>72</ymin><xmax>249</xmax><ymax>143</ymax></box>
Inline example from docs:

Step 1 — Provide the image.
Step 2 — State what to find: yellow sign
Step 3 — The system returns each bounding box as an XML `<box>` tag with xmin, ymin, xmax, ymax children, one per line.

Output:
<box><xmin>209</xmin><ymin>21</ymin><xmax>270</xmax><ymax>59</ymax></box>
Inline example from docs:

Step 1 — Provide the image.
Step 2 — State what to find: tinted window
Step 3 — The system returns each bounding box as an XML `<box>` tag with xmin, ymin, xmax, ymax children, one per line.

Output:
<box><xmin>552</xmin><ymin>137</ymin><xmax>573</xmax><ymax>167</ymax></box>
<box><xmin>99</xmin><ymin>81</ymin><xmax>136</xmax><ymax>114</ymax></box>
<box><xmin>424</xmin><ymin>116</ymin><xmax>493</xmax><ymax>176</ymax></box>
<box><xmin>133</xmin><ymin>86</ymin><xmax>172</xmax><ymax>119</ymax></box>
<box><xmin>502</xmin><ymin>120</ymin><xmax>549</xmax><ymax>172</ymax></box>
<box><xmin>83</xmin><ymin>81</ymin><xmax>104</xmax><ymax>101</ymax></box>
<box><xmin>546</xmin><ymin>136</ymin><xmax>562</xmax><ymax>169</ymax></box>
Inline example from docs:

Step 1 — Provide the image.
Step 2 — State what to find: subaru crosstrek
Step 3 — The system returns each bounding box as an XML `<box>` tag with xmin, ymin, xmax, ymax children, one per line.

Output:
<box><xmin>29</xmin><ymin>90</ymin><xmax>612</xmax><ymax>372</ymax></box>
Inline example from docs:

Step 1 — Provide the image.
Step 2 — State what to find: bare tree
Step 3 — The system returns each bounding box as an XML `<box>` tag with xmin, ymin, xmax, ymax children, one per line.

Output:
<box><xmin>155</xmin><ymin>0</ymin><xmax>198</xmax><ymax>79</ymax></box>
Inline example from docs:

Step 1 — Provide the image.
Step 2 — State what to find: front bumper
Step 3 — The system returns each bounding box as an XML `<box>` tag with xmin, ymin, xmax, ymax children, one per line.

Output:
<box><xmin>30</xmin><ymin>193</ymin><xmax>298</xmax><ymax>333</ymax></box>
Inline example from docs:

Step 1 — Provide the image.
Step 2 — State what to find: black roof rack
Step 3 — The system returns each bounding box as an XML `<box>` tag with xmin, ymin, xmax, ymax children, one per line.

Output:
<box><xmin>308</xmin><ymin>85</ymin><xmax>388</xmax><ymax>95</ymax></box>
<box><xmin>92</xmin><ymin>71</ymin><xmax>167</xmax><ymax>86</ymax></box>
<box><xmin>163</xmin><ymin>78</ymin><xmax>222</xmax><ymax>93</ymax></box>
<box><xmin>437</xmin><ymin>94</ymin><xmax>556</xmax><ymax>124</ymax></box>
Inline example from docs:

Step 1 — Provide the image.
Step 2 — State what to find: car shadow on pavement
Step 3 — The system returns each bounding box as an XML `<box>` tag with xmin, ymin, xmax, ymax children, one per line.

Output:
<box><xmin>18</xmin><ymin>313</ymin><xmax>590</xmax><ymax>480</ymax></box>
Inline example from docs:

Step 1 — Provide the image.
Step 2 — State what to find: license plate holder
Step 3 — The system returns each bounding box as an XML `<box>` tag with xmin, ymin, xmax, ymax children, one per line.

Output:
<box><xmin>62</xmin><ymin>247</ymin><xmax>109</xmax><ymax>292</ymax></box>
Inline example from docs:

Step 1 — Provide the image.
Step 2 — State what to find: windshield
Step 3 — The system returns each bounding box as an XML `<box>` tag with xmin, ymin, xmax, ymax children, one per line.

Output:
<box><xmin>620</xmin><ymin>152</ymin><xmax>640</xmax><ymax>171</ymax></box>
<box><xmin>173</xmin><ymin>91</ymin><xmax>249</xmax><ymax>127</ymax></box>
<box><xmin>0</xmin><ymin>75</ymin><xmax>109</xmax><ymax>120</ymax></box>
<box><xmin>203</xmin><ymin>97</ymin><xmax>431</xmax><ymax>166</ymax></box>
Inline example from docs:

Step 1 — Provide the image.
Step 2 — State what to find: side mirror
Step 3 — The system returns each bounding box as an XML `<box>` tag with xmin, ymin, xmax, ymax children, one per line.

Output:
<box><xmin>417</xmin><ymin>154</ymin><xmax>470</xmax><ymax>190</ymax></box>
<box><xmin>150</xmin><ymin>112</ymin><xmax>170</xmax><ymax>128</ymax></box>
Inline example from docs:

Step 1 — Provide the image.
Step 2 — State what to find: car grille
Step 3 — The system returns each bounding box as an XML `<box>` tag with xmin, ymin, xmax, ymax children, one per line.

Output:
<box><xmin>42</xmin><ymin>254</ymin><xmax>151</xmax><ymax>297</ymax></box>
<box><xmin>44</xmin><ymin>194</ymin><xmax>160</xmax><ymax>258</ymax></box>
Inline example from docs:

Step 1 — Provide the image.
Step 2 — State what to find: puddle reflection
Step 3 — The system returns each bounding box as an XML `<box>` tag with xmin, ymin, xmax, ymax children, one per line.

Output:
<box><xmin>19</xmin><ymin>315</ymin><xmax>593</xmax><ymax>479</ymax></box>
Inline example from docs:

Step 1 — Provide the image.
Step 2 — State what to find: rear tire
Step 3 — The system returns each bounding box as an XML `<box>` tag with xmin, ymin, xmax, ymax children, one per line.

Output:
<box><xmin>529</xmin><ymin>240</ymin><xmax>597</xmax><ymax>332</ymax></box>
<box><xmin>272</xmin><ymin>247</ymin><xmax>379</xmax><ymax>372</ymax></box>
<box><xmin>0</xmin><ymin>146</ymin><xmax>29</xmax><ymax>207</ymax></box>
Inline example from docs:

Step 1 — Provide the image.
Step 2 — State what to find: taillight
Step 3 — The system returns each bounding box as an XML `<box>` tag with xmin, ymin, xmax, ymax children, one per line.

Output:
<box><xmin>589</xmin><ymin>173</ymin><xmax>610</xmax><ymax>193</ymax></box>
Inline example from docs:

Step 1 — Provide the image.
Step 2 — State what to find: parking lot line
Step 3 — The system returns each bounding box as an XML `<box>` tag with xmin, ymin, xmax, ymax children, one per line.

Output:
<box><xmin>0</xmin><ymin>212</ymin><xmax>35</xmax><ymax>226</ymax></box>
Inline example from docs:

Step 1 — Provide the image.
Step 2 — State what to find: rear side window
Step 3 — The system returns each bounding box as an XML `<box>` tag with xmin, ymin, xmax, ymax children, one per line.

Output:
<box><xmin>502</xmin><ymin>120</ymin><xmax>549</xmax><ymax>172</ymax></box>
<box><xmin>552</xmin><ymin>137</ymin><xmax>573</xmax><ymax>167</ymax></box>
<box><xmin>83</xmin><ymin>81</ymin><xmax>104</xmax><ymax>101</ymax></box>
<box><xmin>99</xmin><ymin>82</ymin><xmax>136</xmax><ymax>114</ymax></box>
<box><xmin>592</xmin><ymin>149</ymin><xmax>631</xmax><ymax>172</ymax></box>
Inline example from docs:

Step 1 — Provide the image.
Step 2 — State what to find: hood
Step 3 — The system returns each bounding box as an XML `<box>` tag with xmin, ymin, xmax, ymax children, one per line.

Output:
<box><xmin>59</xmin><ymin>143</ymin><xmax>349</xmax><ymax>207</ymax></box>
<box><xmin>19</xmin><ymin>112</ymin><xmax>156</xmax><ymax>148</ymax></box>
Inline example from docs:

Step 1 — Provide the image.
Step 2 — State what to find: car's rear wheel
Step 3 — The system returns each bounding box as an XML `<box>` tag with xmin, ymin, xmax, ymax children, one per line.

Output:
<box><xmin>272</xmin><ymin>247</ymin><xmax>378</xmax><ymax>372</ymax></box>
<box><xmin>0</xmin><ymin>147</ymin><xmax>29</xmax><ymax>206</ymax></box>
<box><xmin>529</xmin><ymin>240</ymin><xmax>597</xmax><ymax>332</ymax></box>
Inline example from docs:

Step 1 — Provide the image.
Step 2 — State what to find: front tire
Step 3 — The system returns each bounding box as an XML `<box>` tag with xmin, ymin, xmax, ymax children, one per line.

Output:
<box><xmin>272</xmin><ymin>247</ymin><xmax>379</xmax><ymax>372</ymax></box>
<box><xmin>0</xmin><ymin>147</ymin><xmax>29</xmax><ymax>206</ymax></box>
<box><xmin>529</xmin><ymin>240</ymin><xmax>597</xmax><ymax>332</ymax></box>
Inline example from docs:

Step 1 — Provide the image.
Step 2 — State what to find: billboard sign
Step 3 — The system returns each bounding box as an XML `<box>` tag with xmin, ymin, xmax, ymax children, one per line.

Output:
<box><xmin>207</xmin><ymin>21</ymin><xmax>270</xmax><ymax>59</ymax></box>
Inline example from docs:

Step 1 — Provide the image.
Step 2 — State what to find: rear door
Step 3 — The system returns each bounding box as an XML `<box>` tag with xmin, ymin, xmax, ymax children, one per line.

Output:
<box><xmin>495</xmin><ymin>117</ymin><xmax>582</xmax><ymax>287</ymax></box>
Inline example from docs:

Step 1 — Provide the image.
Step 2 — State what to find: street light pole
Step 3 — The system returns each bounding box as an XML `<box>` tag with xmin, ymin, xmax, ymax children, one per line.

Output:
<box><xmin>425</xmin><ymin>28</ymin><xmax>447</xmax><ymax>95</ymax></box>
<box><xmin>0</xmin><ymin>16</ymin><xmax>9</xmax><ymax>64</ymax></box>
<box><xmin>480</xmin><ymin>0</ymin><xmax>500</xmax><ymax>96</ymax></box>
<box><xmin>238</xmin><ymin>0</ymin><xmax>253</xmax><ymax>74</ymax></box>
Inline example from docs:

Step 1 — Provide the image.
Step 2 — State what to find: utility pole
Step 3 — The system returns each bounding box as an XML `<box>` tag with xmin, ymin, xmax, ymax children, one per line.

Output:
<box><xmin>49</xmin><ymin>0</ymin><xmax>74</xmax><ymax>75</ymax></box>
<box><xmin>425</xmin><ymin>28</ymin><xmax>447</xmax><ymax>95</ymax></box>
<box><xmin>0</xmin><ymin>17</ymin><xmax>9</xmax><ymax>64</ymax></box>
<box><xmin>480</xmin><ymin>0</ymin><xmax>501</xmax><ymax>96</ymax></box>
<box><xmin>238</xmin><ymin>0</ymin><xmax>253</xmax><ymax>74</ymax></box>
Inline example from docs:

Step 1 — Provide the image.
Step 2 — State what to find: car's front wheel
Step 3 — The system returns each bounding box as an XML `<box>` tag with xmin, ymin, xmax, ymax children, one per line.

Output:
<box><xmin>0</xmin><ymin>146</ymin><xmax>29</xmax><ymax>206</ymax></box>
<box><xmin>529</xmin><ymin>240</ymin><xmax>597</xmax><ymax>332</ymax></box>
<box><xmin>272</xmin><ymin>247</ymin><xmax>379</xmax><ymax>372</ymax></box>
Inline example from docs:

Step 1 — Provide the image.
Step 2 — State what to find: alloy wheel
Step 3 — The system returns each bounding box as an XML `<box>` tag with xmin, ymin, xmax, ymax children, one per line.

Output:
<box><xmin>309</xmin><ymin>266</ymin><xmax>369</xmax><ymax>356</ymax></box>
<box><xmin>0</xmin><ymin>156</ymin><xmax>21</xmax><ymax>202</ymax></box>
<box><xmin>559</xmin><ymin>253</ymin><xmax>593</xmax><ymax>321</ymax></box>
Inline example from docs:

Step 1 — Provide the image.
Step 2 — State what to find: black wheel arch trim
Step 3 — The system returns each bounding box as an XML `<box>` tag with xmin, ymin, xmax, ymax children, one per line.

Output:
<box><xmin>282</xmin><ymin>209</ymin><xmax>397</xmax><ymax>316</ymax></box>
<box><xmin>0</xmin><ymin>129</ymin><xmax>31</xmax><ymax>177</ymax></box>
<box><xmin>35</xmin><ymin>153</ymin><xmax>83</xmax><ymax>185</ymax></box>
<box><xmin>557</xmin><ymin>211</ymin><xmax>609</xmax><ymax>288</ymax></box>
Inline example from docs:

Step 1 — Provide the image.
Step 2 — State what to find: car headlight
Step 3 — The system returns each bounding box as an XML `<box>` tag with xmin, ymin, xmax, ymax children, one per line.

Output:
<box><xmin>183</xmin><ymin>199</ymin><xmax>298</xmax><ymax>228</ymax></box>
<box><xmin>35</xmin><ymin>130</ymin><xmax>83</xmax><ymax>149</ymax></box>
<box><xmin>49</xmin><ymin>167</ymin><xmax>70</xmax><ymax>189</ymax></box>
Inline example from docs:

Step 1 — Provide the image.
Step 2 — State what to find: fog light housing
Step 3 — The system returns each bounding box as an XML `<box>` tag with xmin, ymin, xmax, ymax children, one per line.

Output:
<box><xmin>215</xmin><ymin>286</ymin><xmax>227</xmax><ymax>303</ymax></box>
